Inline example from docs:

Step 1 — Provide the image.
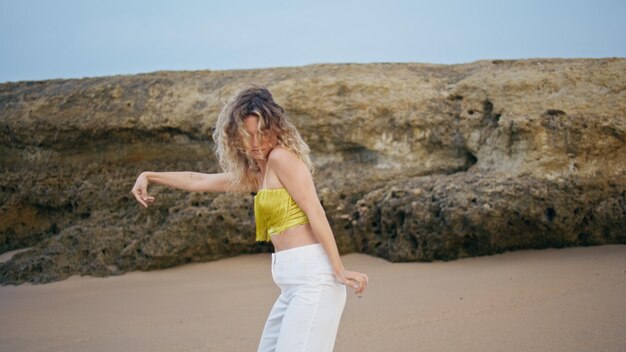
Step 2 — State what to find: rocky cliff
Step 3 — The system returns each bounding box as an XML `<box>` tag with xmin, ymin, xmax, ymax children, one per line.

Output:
<box><xmin>1</xmin><ymin>58</ymin><xmax>625</xmax><ymax>284</ymax></box>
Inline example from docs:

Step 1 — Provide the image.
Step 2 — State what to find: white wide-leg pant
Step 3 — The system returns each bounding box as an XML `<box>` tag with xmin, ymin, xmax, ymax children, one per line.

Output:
<box><xmin>257</xmin><ymin>243</ymin><xmax>347</xmax><ymax>352</ymax></box>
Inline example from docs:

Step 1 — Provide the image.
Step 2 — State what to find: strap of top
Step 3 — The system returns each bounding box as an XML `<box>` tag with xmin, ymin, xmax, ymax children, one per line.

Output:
<box><xmin>262</xmin><ymin>164</ymin><xmax>270</xmax><ymax>189</ymax></box>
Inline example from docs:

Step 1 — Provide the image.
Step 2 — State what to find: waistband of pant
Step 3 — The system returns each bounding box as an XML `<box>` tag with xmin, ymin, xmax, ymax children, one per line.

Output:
<box><xmin>272</xmin><ymin>243</ymin><xmax>326</xmax><ymax>262</ymax></box>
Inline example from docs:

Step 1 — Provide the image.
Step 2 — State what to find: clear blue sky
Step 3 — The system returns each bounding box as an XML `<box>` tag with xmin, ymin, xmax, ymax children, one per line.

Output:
<box><xmin>1</xmin><ymin>0</ymin><xmax>625</xmax><ymax>83</ymax></box>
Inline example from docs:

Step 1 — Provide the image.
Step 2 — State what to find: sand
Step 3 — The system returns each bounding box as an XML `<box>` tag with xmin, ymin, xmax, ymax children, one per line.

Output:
<box><xmin>1</xmin><ymin>244</ymin><xmax>625</xmax><ymax>352</ymax></box>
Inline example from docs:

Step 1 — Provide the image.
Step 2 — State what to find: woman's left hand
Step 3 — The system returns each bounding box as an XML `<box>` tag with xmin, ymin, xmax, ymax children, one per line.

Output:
<box><xmin>335</xmin><ymin>269</ymin><xmax>369</xmax><ymax>296</ymax></box>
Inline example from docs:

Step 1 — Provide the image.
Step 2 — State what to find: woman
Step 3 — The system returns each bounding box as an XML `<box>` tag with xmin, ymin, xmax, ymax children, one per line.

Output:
<box><xmin>131</xmin><ymin>84</ymin><xmax>368</xmax><ymax>351</ymax></box>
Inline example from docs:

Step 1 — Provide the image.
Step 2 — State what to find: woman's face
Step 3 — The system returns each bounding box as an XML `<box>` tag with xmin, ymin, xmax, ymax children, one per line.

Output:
<box><xmin>242</xmin><ymin>114</ymin><xmax>275</xmax><ymax>160</ymax></box>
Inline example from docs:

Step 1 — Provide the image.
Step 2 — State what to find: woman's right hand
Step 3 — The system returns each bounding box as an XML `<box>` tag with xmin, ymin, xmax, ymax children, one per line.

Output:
<box><xmin>131</xmin><ymin>172</ymin><xmax>156</xmax><ymax>208</ymax></box>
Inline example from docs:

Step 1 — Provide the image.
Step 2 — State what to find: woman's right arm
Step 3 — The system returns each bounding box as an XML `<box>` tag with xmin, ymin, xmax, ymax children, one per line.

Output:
<box><xmin>131</xmin><ymin>171</ymin><xmax>234</xmax><ymax>208</ymax></box>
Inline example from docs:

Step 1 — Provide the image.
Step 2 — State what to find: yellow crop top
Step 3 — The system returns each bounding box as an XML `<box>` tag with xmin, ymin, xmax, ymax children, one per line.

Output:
<box><xmin>254</xmin><ymin>188</ymin><xmax>310</xmax><ymax>242</ymax></box>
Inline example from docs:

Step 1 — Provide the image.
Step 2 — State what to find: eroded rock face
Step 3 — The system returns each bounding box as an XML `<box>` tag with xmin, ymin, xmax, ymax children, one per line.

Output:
<box><xmin>352</xmin><ymin>172</ymin><xmax>625</xmax><ymax>261</ymax></box>
<box><xmin>1</xmin><ymin>59</ymin><xmax>625</xmax><ymax>284</ymax></box>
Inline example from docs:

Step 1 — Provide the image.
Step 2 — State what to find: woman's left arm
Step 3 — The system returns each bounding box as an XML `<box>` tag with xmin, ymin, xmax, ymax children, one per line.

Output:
<box><xmin>269</xmin><ymin>148</ymin><xmax>369</xmax><ymax>294</ymax></box>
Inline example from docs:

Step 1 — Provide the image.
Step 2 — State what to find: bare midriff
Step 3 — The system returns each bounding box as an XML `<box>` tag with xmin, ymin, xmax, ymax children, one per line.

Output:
<box><xmin>270</xmin><ymin>222</ymin><xmax>319</xmax><ymax>252</ymax></box>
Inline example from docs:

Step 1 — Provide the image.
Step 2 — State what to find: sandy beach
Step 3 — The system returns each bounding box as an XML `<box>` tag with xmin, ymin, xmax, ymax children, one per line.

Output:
<box><xmin>1</xmin><ymin>244</ymin><xmax>625</xmax><ymax>352</ymax></box>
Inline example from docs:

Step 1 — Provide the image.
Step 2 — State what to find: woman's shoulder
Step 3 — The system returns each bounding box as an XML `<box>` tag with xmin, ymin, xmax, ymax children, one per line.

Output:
<box><xmin>268</xmin><ymin>145</ymin><xmax>300</xmax><ymax>164</ymax></box>
<box><xmin>267</xmin><ymin>146</ymin><xmax>307</xmax><ymax>174</ymax></box>
<box><xmin>267</xmin><ymin>146</ymin><xmax>311</xmax><ymax>188</ymax></box>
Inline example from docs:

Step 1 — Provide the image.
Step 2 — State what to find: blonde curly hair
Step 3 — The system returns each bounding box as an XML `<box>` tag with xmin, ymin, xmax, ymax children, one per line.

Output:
<box><xmin>212</xmin><ymin>84</ymin><xmax>315</xmax><ymax>192</ymax></box>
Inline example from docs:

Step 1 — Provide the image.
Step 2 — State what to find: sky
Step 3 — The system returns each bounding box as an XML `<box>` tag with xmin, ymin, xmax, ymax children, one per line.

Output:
<box><xmin>1</xmin><ymin>0</ymin><xmax>625</xmax><ymax>83</ymax></box>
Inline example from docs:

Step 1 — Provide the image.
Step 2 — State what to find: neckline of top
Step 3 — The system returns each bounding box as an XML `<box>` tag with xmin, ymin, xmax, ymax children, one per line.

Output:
<box><xmin>257</xmin><ymin>187</ymin><xmax>287</xmax><ymax>193</ymax></box>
